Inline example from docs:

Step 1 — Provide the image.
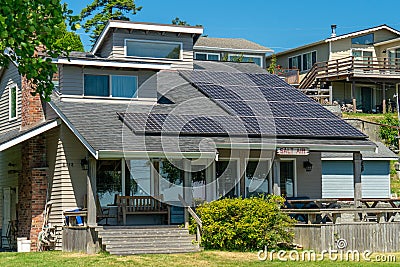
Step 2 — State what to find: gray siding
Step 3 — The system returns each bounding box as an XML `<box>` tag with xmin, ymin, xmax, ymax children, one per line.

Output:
<box><xmin>288</xmin><ymin>152</ymin><xmax>322</xmax><ymax>198</ymax></box>
<box><xmin>60</xmin><ymin>65</ymin><xmax>157</xmax><ymax>98</ymax></box>
<box><xmin>0</xmin><ymin>64</ymin><xmax>22</xmax><ymax>133</ymax></box>
<box><xmin>99</xmin><ymin>33</ymin><xmax>113</xmax><ymax>58</ymax></box>
<box><xmin>48</xmin><ymin>124</ymin><xmax>87</xmax><ymax>227</ymax></box>
<box><xmin>322</xmin><ymin>161</ymin><xmax>391</xmax><ymax>198</ymax></box>
<box><xmin>109</xmin><ymin>30</ymin><xmax>194</xmax><ymax>70</ymax></box>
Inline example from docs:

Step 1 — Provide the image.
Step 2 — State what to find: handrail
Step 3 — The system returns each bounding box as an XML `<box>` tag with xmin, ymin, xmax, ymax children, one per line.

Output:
<box><xmin>178</xmin><ymin>194</ymin><xmax>202</xmax><ymax>245</ymax></box>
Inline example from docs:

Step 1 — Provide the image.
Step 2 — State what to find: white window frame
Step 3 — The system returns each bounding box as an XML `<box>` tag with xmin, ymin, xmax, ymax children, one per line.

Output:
<box><xmin>8</xmin><ymin>84</ymin><xmax>18</xmax><ymax>121</ymax></box>
<box><xmin>288</xmin><ymin>50</ymin><xmax>317</xmax><ymax>72</ymax></box>
<box><xmin>228</xmin><ymin>54</ymin><xmax>264</xmax><ymax>68</ymax></box>
<box><xmin>279</xmin><ymin>158</ymin><xmax>297</xmax><ymax>197</ymax></box>
<box><xmin>83</xmin><ymin>74</ymin><xmax>139</xmax><ymax>99</ymax></box>
<box><xmin>194</xmin><ymin>52</ymin><xmax>221</xmax><ymax>61</ymax></box>
<box><xmin>124</xmin><ymin>39</ymin><xmax>183</xmax><ymax>60</ymax></box>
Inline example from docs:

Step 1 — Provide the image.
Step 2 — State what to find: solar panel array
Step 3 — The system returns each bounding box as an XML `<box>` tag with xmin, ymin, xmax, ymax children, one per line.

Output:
<box><xmin>118</xmin><ymin>112</ymin><xmax>276</xmax><ymax>136</ymax></box>
<box><xmin>178</xmin><ymin>70</ymin><xmax>366</xmax><ymax>138</ymax></box>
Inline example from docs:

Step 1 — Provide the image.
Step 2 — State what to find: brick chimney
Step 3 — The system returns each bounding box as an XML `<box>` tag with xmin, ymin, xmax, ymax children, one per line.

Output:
<box><xmin>20</xmin><ymin>76</ymin><xmax>45</xmax><ymax>131</ymax></box>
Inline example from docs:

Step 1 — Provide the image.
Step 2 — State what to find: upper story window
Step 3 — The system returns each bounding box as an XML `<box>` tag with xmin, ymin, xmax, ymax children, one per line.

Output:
<box><xmin>9</xmin><ymin>85</ymin><xmax>17</xmax><ymax>120</ymax></box>
<box><xmin>288</xmin><ymin>51</ymin><xmax>317</xmax><ymax>71</ymax></box>
<box><xmin>195</xmin><ymin>52</ymin><xmax>220</xmax><ymax>61</ymax></box>
<box><xmin>125</xmin><ymin>39</ymin><xmax>182</xmax><ymax>60</ymax></box>
<box><xmin>351</xmin><ymin>34</ymin><xmax>374</xmax><ymax>45</ymax></box>
<box><xmin>228</xmin><ymin>54</ymin><xmax>263</xmax><ymax>67</ymax></box>
<box><xmin>84</xmin><ymin>74</ymin><xmax>138</xmax><ymax>98</ymax></box>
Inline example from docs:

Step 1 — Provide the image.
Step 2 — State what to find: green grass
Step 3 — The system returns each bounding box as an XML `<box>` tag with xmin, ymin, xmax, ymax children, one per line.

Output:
<box><xmin>0</xmin><ymin>251</ymin><xmax>399</xmax><ymax>266</ymax></box>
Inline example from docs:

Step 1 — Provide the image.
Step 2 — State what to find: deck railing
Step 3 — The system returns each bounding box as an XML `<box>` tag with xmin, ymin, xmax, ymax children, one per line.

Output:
<box><xmin>299</xmin><ymin>56</ymin><xmax>400</xmax><ymax>89</ymax></box>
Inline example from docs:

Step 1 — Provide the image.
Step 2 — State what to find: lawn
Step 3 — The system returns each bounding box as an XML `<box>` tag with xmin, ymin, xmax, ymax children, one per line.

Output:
<box><xmin>0</xmin><ymin>251</ymin><xmax>399</xmax><ymax>266</ymax></box>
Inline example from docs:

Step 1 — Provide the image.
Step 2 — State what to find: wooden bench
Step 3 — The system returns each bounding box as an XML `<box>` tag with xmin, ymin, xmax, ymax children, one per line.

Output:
<box><xmin>116</xmin><ymin>196</ymin><xmax>170</xmax><ymax>225</ymax></box>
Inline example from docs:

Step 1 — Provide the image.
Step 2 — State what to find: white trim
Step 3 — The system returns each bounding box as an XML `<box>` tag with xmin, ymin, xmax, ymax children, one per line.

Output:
<box><xmin>8</xmin><ymin>84</ymin><xmax>18</xmax><ymax>121</ymax></box>
<box><xmin>194</xmin><ymin>52</ymin><xmax>221</xmax><ymax>61</ymax></box>
<box><xmin>124</xmin><ymin>38</ymin><xmax>183</xmax><ymax>60</ymax></box>
<box><xmin>0</xmin><ymin>120</ymin><xmax>60</xmax><ymax>152</ymax></box>
<box><xmin>92</xmin><ymin>21</ymin><xmax>203</xmax><ymax>54</ymax></box>
<box><xmin>59</xmin><ymin>95</ymin><xmax>156</xmax><ymax>105</ymax></box>
<box><xmin>217</xmin><ymin>142</ymin><xmax>376</xmax><ymax>152</ymax></box>
<box><xmin>374</xmin><ymin>37</ymin><xmax>400</xmax><ymax>46</ymax></box>
<box><xmin>228</xmin><ymin>54</ymin><xmax>264</xmax><ymax>68</ymax></box>
<box><xmin>322</xmin><ymin>157</ymin><xmax>398</xmax><ymax>161</ymax></box>
<box><xmin>194</xmin><ymin>45</ymin><xmax>272</xmax><ymax>53</ymax></box>
<box><xmin>48</xmin><ymin>102</ymin><xmax>98</xmax><ymax>159</ymax></box>
<box><xmin>279</xmin><ymin>158</ymin><xmax>298</xmax><ymax>197</ymax></box>
<box><xmin>54</xmin><ymin>58</ymin><xmax>171</xmax><ymax>70</ymax></box>
<box><xmin>327</xmin><ymin>25</ymin><xmax>400</xmax><ymax>42</ymax></box>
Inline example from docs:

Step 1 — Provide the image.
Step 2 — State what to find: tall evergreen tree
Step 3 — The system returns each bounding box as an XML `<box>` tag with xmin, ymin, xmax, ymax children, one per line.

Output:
<box><xmin>79</xmin><ymin>0</ymin><xmax>142</xmax><ymax>43</ymax></box>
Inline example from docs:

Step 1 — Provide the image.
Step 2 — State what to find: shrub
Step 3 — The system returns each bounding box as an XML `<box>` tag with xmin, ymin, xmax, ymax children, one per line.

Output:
<box><xmin>192</xmin><ymin>195</ymin><xmax>295</xmax><ymax>251</ymax></box>
<box><xmin>379</xmin><ymin>113</ymin><xmax>399</xmax><ymax>150</ymax></box>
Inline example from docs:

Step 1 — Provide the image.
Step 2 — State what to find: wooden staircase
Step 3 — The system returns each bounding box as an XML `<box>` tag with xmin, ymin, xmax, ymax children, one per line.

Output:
<box><xmin>96</xmin><ymin>226</ymin><xmax>201</xmax><ymax>255</ymax></box>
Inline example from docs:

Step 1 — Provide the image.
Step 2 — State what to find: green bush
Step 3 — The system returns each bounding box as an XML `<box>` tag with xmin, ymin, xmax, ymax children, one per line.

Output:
<box><xmin>192</xmin><ymin>195</ymin><xmax>295</xmax><ymax>251</ymax></box>
<box><xmin>379</xmin><ymin>113</ymin><xmax>399</xmax><ymax>150</ymax></box>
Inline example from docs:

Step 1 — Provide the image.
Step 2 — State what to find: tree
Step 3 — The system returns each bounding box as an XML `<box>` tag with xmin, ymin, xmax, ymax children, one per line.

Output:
<box><xmin>0</xmin><ymin>1</ymin><xmax>71</xmax><ymax>101</ymax></box>
<box><xmin>79</xmin><ymin>0</ymin><xmax>142</xmax><ymax>43</ymax></box>
<box><xmin>172</xmin><ymin>17</ymin><xmax>189</xmax><ymax>26</ymax></box>
<box><xmin>379</xmin><ymin>113</ymin><xmax>399</xmax><ymax>150</ymax></box>
<box><xmin>55</xmin><ymin>23</ymin><xmax>84</xmax><ymax>52</ymax></box>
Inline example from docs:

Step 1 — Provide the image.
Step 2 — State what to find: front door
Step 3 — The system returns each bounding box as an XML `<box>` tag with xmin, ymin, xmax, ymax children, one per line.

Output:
<box><xmin>280</xmin><ymin>161</ymin><xmax>296</xmax><ymax>197</ymax></box>
<box><xmin>361</xmin><ymin>87</ymin><xmax>372</xmax><ymax>113</ymax></box>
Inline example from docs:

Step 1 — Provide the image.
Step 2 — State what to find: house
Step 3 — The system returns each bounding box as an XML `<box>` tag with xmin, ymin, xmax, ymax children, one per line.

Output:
<box><xmin>267</xmin><ymin>25</ymin><xmax>400</xmax><ymax>113</ymax></box>
<box><xmin>193</xmin><ymin>37</ymin><xmax>273</xmax><ymax>68</ymax></box>
<box><xmin>0</xmin><ymin>20</ymin><xmax>378</xmax><ymax>253</ymax></box>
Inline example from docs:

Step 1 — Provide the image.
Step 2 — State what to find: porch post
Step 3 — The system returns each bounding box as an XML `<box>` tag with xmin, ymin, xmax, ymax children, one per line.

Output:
<box><xmin>353</xmin><ymin>152</ymin><xmax>362</xmax><ymax>209</ymax></box>
<box><xmin>351</xmin><ymin>80</ymin><xmax>357</xmax><ymax>113</ymax></box>
<box><xmin>382</xmin><ymin>83</ymin><xmax>386</xmax><ymax>113</ymax></box>
<box><xmin>272</xmin><ymin>158</ymin><xmax>281</xmax><ymax>195</ymax></box>
<box><xmin>87</xmin><ymin>157</ymin><xmax>97</xmax><ymax>227</ymax></box>
<box><xmin>183</xmin><ymin>159</ymin><xmax>191</xmax><ymax>228</ymax></box>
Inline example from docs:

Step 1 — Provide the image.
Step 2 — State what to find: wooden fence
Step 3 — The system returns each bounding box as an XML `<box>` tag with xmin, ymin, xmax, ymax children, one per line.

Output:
<box><xmin>294</xmin><ymin>223</ymin><xmax>400</xmax><ymax>253</ymax></box>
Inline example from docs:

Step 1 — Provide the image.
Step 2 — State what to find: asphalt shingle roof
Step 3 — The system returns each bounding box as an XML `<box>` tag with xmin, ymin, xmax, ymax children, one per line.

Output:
<box><xmin>194</xmin><ymin>37</ymin><xmax>273</xmax><ymax>53</ymax></box>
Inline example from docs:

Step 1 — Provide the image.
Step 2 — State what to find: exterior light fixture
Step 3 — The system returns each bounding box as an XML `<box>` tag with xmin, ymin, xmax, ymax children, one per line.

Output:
<box><xmin>303</xmin><ymin>159</ymin><xmax>313</xmax><ymax>172</ymax></box>
<box><xmin>81</xmin><ymin>158</ymin><xmax>89</xmax><ymax>170</ymax></box>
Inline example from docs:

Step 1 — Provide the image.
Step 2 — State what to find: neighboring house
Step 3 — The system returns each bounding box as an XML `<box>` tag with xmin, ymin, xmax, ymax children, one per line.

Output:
<box><xmin>267</xmin><ymin>25</ymin><xmax>400</xmax><ymax>113</ymax></box>
<box><xmin>193</xmin><ymin>37</ymin><xmax>273</xmax><ymax>68</ymax></box>
<box><xmin>322</xmin><ymin>142</ymin><xmax>398</xmax><ymax>199</ymax></box>
<box><xmin>0</xmin><ymin>20</ymin><xmax>378</xmax><ymax>253</ymax></box>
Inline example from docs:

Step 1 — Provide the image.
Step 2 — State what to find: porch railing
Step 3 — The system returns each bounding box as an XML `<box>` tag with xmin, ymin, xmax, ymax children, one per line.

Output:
<box><xmin>299</xmin><ymin>56</ymin><xmax>400</xmax><ymax>89</ymax></box>
<box><xmin>178</xmin><ymin>195</ymin><xmax>202</xmax><ymax>246</ymax></box>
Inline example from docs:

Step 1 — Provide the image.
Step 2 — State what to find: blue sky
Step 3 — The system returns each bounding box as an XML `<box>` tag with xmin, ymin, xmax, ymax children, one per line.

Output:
<box><xmin>65</xmin><ymin>0</ymin><xmax>400</xmax><ymax>52</ymax></box>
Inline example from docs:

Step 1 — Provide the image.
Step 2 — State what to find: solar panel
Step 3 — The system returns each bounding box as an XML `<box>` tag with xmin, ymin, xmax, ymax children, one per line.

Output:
<box><xmin>177</xmin><ymin>70</ymin><xmax>367</xmax><ymax>139</ymax></box>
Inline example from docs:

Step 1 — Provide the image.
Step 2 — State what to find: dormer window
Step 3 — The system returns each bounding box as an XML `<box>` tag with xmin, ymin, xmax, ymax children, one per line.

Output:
<box><xmin>125</xmin><ymin>39</ymin><xmax>182</xmax><ymax>60</ymax></box>
<box><xmin>84</xmin><ymin>74</ymin><xmax>138</xmax><ymax>98</ymax></box>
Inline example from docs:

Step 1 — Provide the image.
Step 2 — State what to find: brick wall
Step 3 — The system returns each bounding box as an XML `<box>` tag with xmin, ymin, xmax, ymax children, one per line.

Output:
<box><xmin>18</xmin><ymin>134</ymin><xmax>47</xmax><ymax>251</ymax></box>
<box><xmin>20</xmin><ymin>76</ymin><xmax>45</xmax><ymax>131</ymax></box>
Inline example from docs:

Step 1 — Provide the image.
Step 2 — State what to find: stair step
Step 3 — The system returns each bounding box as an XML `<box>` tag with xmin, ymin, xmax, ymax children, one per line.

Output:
<box><xmin>108</xmin><ymin>247</ymin><xmax>201</xmax><ymax>255</ymax></box>
<box><xmin>105</xmin><ymin>243</ymin><xmax>197</xmax><ymax>250</ymax></box>
<box><xmin>102</xmin><ymin>236</ymin><xmax>194</xmax><ymax>243</ymax></box>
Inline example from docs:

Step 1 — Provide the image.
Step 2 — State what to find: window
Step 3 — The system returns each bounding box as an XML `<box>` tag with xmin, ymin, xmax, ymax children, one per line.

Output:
<box><xmin>126</xmin><ymin>39</ymin><xmax>182</xmax><ymax>60</ymax></box>
<box><xmin>351</xmin><ymin>34</ymin><xmax>374</xmax><ymax>45</ymax></box>
<box><xmin>288</xmin><ymin>51</ymin><xmax>317</xmax><ymax>71</ymax></box>
<box><xmin>9</xmin><ymin>85</ymin><xmax>17</xmax><ymax>120</ymax></box>
<box><xmin>84</xmin><ymin>74</ymin><xmax>138</xmax><ymax>98</ymax></box>
<box><xmin>228</xmin><ymin>54</ymin><xmax>263</xmax><ymax>67</ymax></box>
<box><xmin>195</xmin><ymin>52</ymin><xmax>220</xmax><ymax>61</ymax></box>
